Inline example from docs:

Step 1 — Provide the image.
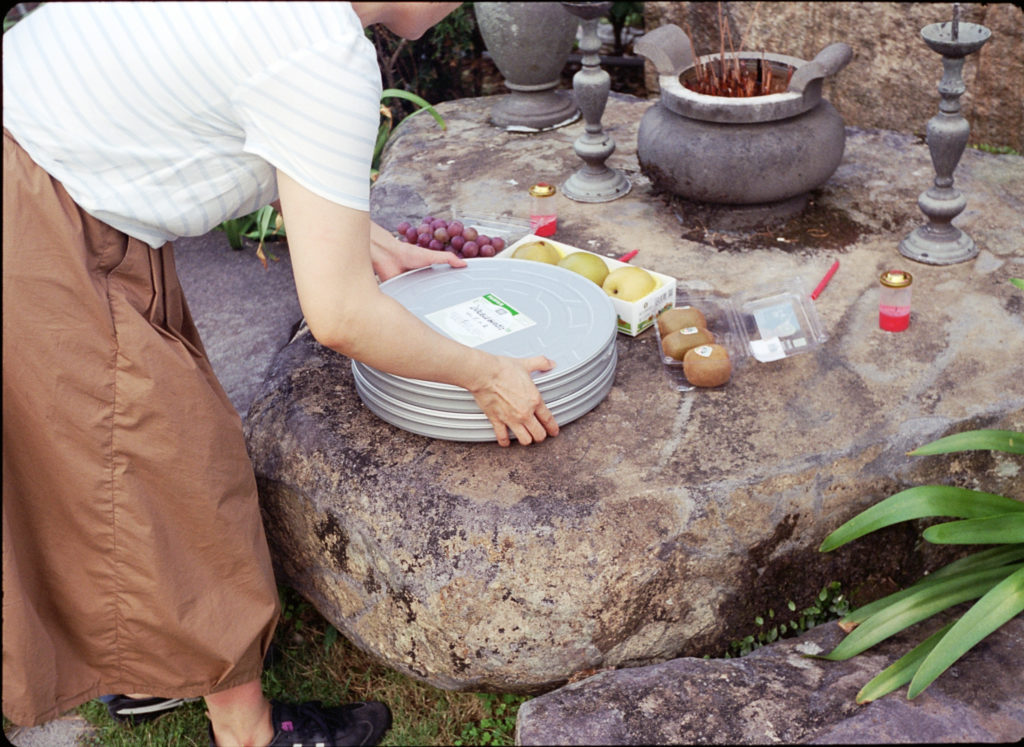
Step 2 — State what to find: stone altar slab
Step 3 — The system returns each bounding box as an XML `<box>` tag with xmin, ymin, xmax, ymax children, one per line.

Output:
<box><xmin>245</xmin><ymin>95</ymin><xmax>1024</xmax><ymax>692</ymax></box>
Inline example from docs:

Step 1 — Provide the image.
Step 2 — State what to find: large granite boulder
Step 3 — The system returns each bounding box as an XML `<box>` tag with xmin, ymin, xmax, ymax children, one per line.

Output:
<box><xmin>643</xmin><ymin>2</ymin><xmax>1023</xmax><ymax>153</ymax></box>
<box><xmin>515</xmin><ymin>613</ymin><xmax>1024</xmax><ymax>744</ymax></box>
<box><xmin>244</xmin><ymin>96</ymin><xmax>1024</xmax><ymax>694</ymax></box>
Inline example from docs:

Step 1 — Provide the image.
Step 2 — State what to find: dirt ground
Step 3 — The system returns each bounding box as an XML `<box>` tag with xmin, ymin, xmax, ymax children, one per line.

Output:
<box><xmin>669</xmin><ymin>191</ymin><xmax>867</xmax><ymax>254</ymax></box>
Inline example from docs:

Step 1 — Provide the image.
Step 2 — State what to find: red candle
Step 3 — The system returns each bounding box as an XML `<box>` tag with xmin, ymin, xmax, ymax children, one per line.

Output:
<box><xmin>879</xmin><ymin>270</ymin><xmax>913</xmax><ymax>332</ymax></box>
<box><xmin>529</xmin><ymin>183</ymin><xmax>557</xmax><ymax>237</ymax></box>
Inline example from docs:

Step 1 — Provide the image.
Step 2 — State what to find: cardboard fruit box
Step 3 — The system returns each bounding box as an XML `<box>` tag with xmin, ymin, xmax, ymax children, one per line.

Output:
<box><xmin>498</xmin><ymin>235</ymin><xmax>676</xmax><ymax>336</ymax></box>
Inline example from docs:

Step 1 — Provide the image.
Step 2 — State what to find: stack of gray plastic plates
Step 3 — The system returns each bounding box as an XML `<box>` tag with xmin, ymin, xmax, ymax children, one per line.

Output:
<box><xmin>352</xmin><ymin>258</ymin><xmax>618</xmax><ymax>441</ymax></box>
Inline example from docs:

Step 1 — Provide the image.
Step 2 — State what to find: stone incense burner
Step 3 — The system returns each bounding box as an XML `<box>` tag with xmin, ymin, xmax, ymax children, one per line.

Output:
<box><xmin>635</xmin><ymin>24</ymin><xmax>852</xmax><ymax>226</ymax></box>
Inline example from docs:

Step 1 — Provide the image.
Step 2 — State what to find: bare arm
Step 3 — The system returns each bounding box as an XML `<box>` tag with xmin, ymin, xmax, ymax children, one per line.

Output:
<box><xmin>277</xmin><ymin>169</ymin><xmax>559</xmax><ymax>446</ymax></box>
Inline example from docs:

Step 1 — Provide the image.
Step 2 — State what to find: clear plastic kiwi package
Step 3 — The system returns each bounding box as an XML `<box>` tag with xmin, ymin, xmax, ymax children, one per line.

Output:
<box><xmin>655</xmin><ymin>277</ymin><xmax>828</xmax><ymax>392</ymax></box>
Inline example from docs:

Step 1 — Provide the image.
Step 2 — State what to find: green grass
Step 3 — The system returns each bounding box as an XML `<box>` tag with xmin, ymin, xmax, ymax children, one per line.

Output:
<box><xmin>62</xmin><ymin>585</ymin><xmax>518</xmax><ymax>746</ymax></box>
<box><xmin>9</xmin><ymin>580</ymin><xmax>856</xmax><ymax>745</ymax></box>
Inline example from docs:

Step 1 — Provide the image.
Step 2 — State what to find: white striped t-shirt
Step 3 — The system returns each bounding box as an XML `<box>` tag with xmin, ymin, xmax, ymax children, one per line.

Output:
<box><xmin>3</xmin><ymin>2</ymin><xmax>382</xmax><ymax>248</ymax></box>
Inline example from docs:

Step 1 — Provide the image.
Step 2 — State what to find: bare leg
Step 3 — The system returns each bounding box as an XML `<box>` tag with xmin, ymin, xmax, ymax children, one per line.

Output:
<box><xmin>205</xmin><ymin>680</ymin><xmax>275</xmax><ymax>747</ymax></box>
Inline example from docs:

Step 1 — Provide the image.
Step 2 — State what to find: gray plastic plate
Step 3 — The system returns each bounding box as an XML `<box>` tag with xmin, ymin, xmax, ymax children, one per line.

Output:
<box><xmin>352</xmin><ymin>258</ymin><xmax>618</xmax><ymax>440</ymax></box>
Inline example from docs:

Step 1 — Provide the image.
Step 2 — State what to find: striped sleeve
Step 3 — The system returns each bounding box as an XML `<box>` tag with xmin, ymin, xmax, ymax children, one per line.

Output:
<box><xmin>232</xmin><ymin>35</ymin><xmax>382</xmax><ymax>213</ymax></box>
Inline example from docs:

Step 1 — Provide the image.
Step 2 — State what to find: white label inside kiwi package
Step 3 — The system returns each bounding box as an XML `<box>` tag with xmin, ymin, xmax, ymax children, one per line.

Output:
<box><xmin>425</xmin><ymin>293</ymin><xmax>536</xmax><ymax>348</ymax></box>
<box><xmin>749</xmin><ymin>337</ymin><xmax>786</xmax><ymax>362</ymax></box>
<box><xmin>695</xmin><ymin>345</ymin><xmax>714</xmax><ymax>357</ymax></box>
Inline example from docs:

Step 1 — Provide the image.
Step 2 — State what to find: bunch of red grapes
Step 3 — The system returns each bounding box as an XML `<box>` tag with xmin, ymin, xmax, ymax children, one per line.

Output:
<box><xmin>395</xmin><ymin>217</ymin><xmax>506</xmax><ymax>259</ymax></box>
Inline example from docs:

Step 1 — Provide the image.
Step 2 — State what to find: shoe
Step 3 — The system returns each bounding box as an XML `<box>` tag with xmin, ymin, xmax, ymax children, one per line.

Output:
<box><xmin>268</xmin><ymin>700</ymin><xmax>391</xmax><ymax>747</ymax></box>
<box><xmin>105</xmin><ymin>694</ymin><xmax>201</xmax><ymax>724</ymax></box>
<box><xmin>103</xmin><ymin>643</ymin><xmax>277</xmax><ymax>726</ymax></box>
<box><xmin>209</xmin><ymin>699</ymin><xmax>392</xmax><ymax>747</ymax></box>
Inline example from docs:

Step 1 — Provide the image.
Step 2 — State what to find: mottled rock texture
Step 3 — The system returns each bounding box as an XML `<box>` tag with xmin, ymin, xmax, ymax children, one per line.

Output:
<box><xmin>245</xmin><ymin>96</ymin><xmax>1024</xmax><ymax>693</ymax></box>
<box><xmin>515</xmin><ymin>614</ymin><xmax>1024</xmax><ymax>745</ymax></box>
<box><xmin>643</xmin><ymin>2</ymin><xmax>1023</xmax><ymax>152</ymax></box>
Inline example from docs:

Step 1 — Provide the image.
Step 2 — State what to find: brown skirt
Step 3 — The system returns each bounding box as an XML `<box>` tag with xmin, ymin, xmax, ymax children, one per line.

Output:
<box><xmin>2</xmin><ymin>131</ymin><xmax>280</xmax><ymax>726</ymax></box>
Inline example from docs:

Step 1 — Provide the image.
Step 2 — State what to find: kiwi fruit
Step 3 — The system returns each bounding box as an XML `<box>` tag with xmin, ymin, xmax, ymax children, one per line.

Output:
<box><xmin>683</xmin><ymin>344</ymin><xmax>732</xmax><ymax>387</ymax></box>
<box><xmin>661</xmin><ymin>326</ymin><xmax>714</xmax><ymax>361</ymax></box>
<box><xmin>657</xmin><ymin>305</ymin><xmax>708</xmax><ymax>338</ymax></box>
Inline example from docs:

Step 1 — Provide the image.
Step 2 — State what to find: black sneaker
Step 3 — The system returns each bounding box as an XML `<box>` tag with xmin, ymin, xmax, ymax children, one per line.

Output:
<box><xmin>263</xmin><ymin>699</ymin><xmax>392</xmax><ymax>747</ymax></box>
<box><xmin>105</xmin><ymin>694</ymin><xmax>201</xmax><ymax>724</ymax></box>
<box><xmin>104</xmin><ymin>644</ymin><xmax>277</xmax><ymax>726</ymax></box>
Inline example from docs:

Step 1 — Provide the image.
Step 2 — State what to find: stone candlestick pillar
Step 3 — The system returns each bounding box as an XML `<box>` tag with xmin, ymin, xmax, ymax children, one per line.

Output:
<box><xmin>560</xmin><ymin>1</ymin><xmax>631</xmax><ymax>203</ymax></box>
<box><xmin>899</xmin><ymin>15</ymin><xmax>992</xmax><ymax>265</ymax></box>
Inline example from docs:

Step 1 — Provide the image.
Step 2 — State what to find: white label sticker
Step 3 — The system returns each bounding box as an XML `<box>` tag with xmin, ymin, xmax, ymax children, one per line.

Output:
<box><xmin>750</xmin><ymin>337</ymin><xmax>786</xmax><ymax>362</ymax></box>
<box><xmin>425</xmin><ymin>293</ymin><xmax>535</xmax><ymax>348</ymax></box>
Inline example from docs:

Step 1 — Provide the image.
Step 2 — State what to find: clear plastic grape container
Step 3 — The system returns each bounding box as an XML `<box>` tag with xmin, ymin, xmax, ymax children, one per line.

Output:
<box><xmin>392</xmin><ymin>212</ymin><xmax>532</xmax><ymax>259</ymax></box>
<box><xmin>450</xmin><ymin>211</ymin><xmax>532</xmax><ymax>244</ymax></box>
<box><xmin>656</xmin><ymin>277</ymin><xmax>828</xmax><ymax>392</ymax></box>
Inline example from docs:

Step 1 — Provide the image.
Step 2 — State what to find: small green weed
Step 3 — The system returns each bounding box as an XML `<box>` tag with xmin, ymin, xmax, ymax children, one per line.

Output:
<box><xmin>722</xmin><ymin>581</ymin><xmax>853</xmax><ymax>658</ymax></box>
<box><xmin>454</xmin><ymin>693</ymin><xmax>526</xmax><ymax>747</ymax></box>
<box><xmin>215</xmin><ymin>204</ymin><xmax>284</xmax><ymax>267</ymax></box>
<box><xmin>970</xmin><ymin>143</ymin><xmax>1020</xmax><ymax>156</ymax></box>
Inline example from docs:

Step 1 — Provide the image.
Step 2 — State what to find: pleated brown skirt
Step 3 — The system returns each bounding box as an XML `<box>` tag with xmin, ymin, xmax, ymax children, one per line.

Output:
<box><xmin>2</xmin><ymin>130</ymin><xmax>280</xmax><ymax>726</ymax></box>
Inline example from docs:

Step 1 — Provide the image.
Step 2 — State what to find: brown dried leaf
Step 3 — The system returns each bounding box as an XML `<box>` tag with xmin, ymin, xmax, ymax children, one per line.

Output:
<box><xmin>567</xmin><ymin>666</ymin><xmax>615</xmax><ymax>683</ymax></box>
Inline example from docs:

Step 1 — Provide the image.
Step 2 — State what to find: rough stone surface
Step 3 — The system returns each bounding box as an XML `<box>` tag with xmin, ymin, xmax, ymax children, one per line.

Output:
<box><xmin>174</xmin><ymin>232</ymin><xmax>302</xmax><ymax>417</ymax></box>
<box><xmin>245</xmin><ymin>94</ymin><xmax>1024</xmax><ymax>693</ymax></box>
<box><xmin>515</xmin><ymin>614</ymin><xmax>1024</xmax><ymax>745</ymax></box>
<box><xmin>643</xmin><ymin>2</ymin><xmax>1024</xmax><ymax>153</ymax></box>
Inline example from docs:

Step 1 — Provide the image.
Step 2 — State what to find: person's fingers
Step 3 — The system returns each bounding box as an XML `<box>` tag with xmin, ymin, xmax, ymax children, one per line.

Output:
<box><xmin>524</xmin><ymin>355</ymin><xmax>556</xmax><ymax>374</ymax></box>
<box><xmin>535</xmin><ymin>403</ymin><xmax>560</xmax><ymax>437</ymax></box>
<box><xmin>514</xmin><ymin>406</ymin><xmax>559</xmax><ymax>445</ymax></box>
<box><xmin>509</xmin><ymin>420</ymin><xmax>535</xmax><ymax>446</ymax></box>
<box><xmin>491</xmin><ymin>410</ymin><xmax>550</xmax><ymax>446</ymax></box>
<box><xmin>416</xmin><ymin>246</ymin><xmax>466</xmax><ymax>269</ymax></box>
<box><xmin>525</xmin><ymin>418</ymin><xmax>548</xmax><ymax>444</ymax></box>
<box><xmin>489</xmin><ymin>418</ymin><xmax>512</xmax><ymax>447</ymax></box>
<box><xmin>441</xmin><ymin>251</ymin><xmax>468</xmax><ymax>268</ymax></box>
<box><xmin>475</xmin><ymin>355</ymin><xmax>562</xmax><ymax>446</ymax></box>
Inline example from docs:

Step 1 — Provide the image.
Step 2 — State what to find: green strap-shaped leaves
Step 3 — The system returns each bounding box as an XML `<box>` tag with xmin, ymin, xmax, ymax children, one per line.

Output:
<box><xmin>922</xmin><ymin>513</ymin><xmax>1024</xmax><ymax>544</ymax></box>
<box><xmin>920</xmin><ymin>544</ymin><xmax>1024</xmax><ymax>581</ymax></box>
<box><xmin>221</xmin><ymin>218</ymin><xmax>244</xmax><ymax>250</ymax></box>
<box><xmin>909</xmin><ymin>429</ymin><xmax>1024</xmax><ymax>455</ymax></box>
<box><xmin>374</xmin><ymin>89</ymin><xmax>446</xmax><ymax>179</ymax></box>
<box><xmin>839</xmin><ymin>545</ymin><xmax>1024</xmax><ymax>627</ymax></box>
<box><xmin>820</xmin><ymin>426</ymin><xmax>1023</xmax><ymax>701</ymax></box>
<box><xmin>819</xmin><ymin>486</ymin><xmax>1024</xmax><ymax>552</ymax></box>
<box><xmin>821</xmin><ymin>562</ymin><xmax>1022</xmax><ymax>660</ymax></box>
<box><xmin>254</xmin><ymin>204</ymin><xmax>275</xmax><ymax>240</ymax></box>
<box><xmin>907</xmin><ymin>565</ymin><xmax>1024</xmax><ymax>698</ymax></box>
<box><xmin>381</xmin><ymin>88</ymin><xmax>447</xmax><ymax>130</ymax></box>
<box><xmin>855</xmin><ymin>621</ymin><xmax>955</xmax><ymax>704</ymax></box>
